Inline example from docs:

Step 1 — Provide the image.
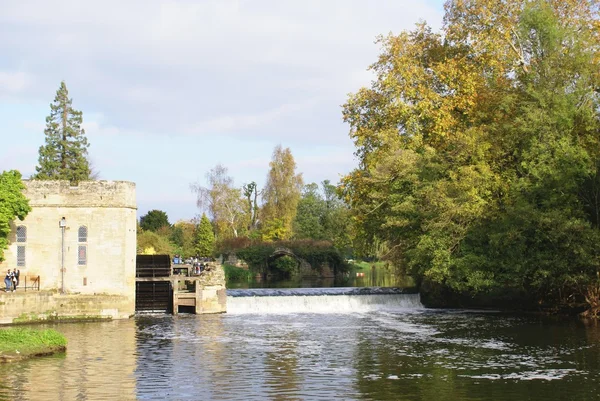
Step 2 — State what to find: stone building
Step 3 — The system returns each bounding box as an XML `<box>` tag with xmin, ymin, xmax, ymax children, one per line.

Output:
<box><xmin>0</xmin><ymin>180</ymin><xmax>137</xmax><ymax>322</ymax></box>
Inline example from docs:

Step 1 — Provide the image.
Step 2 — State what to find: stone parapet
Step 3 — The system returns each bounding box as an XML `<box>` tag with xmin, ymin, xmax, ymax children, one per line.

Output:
<box><xmin>22</xmin><ymin>180</ymin><xmax>136</xmax><ymax>209</ymax></box>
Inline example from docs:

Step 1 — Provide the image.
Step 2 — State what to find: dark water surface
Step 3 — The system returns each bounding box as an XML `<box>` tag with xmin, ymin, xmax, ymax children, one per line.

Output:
<box><xmin>1</xmin><ymin>293</ymin><xmax>599</xmax><ymax>400</ymax></box>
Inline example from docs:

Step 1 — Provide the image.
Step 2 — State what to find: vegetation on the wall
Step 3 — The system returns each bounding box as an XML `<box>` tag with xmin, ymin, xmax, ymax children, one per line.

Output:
<box><xmin>33</xmin><ymin>81</ymin><xmax>92</xmax><ymax>182</ymax></box>
<box><xmin>0</xmin><ymin>170</ymin><xmax>31</xmax><ymax>262</ymax></box>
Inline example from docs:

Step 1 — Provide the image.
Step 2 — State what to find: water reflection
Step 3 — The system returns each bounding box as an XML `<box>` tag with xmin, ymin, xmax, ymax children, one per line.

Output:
<box><xmin>0</xmin><ymin>320</ymin><xmax>136</xmax><ymax>401</ymax></box>
<box><xmin>0</xmin><ymin>310</ymin><xmax>599</xmax><ymax>400</ymax></box>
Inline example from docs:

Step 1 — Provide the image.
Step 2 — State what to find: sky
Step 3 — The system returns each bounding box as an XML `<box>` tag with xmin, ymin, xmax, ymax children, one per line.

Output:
<box><xmin>0</xmin><ymin>0</ymin><xmax>444</xmax><ymax>222</ymax></box>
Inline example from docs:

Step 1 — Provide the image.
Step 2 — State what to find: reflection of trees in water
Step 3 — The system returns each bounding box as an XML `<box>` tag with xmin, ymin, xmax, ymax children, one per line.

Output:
<box><xmin>264</xmin><ymin>330</ymin><xmax>301</xmax><ymax>401</ymax></box>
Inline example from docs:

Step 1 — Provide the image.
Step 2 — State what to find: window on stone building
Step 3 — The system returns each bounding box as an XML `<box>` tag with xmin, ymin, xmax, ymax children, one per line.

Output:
<box><xmin>78</xmin><ymin>226</ymin><xmax>88</xmax><ymax>243</ymax></box>
<box><xmin>78</xmin><ymin>226</ymin><xmax>87</xmax><ymax>266</ymax></box>
<box><xmin>16</xmin><ymin>226</ymin><xmax>26</xmax><ymax>242</ymax></box>
<box><xmin>16</xmin><ymin>226</ymin><xmax>26</xmax><ymax>267</ymax></box>
<box><xmin>78</xmin><ymin>245</ymin><xmax>87</xmax><ymax>266</ymax></box>
<box><xmin>17</xmin><ymin>246</ymin><xmax>26</xmax><ymax>267</ymax></box>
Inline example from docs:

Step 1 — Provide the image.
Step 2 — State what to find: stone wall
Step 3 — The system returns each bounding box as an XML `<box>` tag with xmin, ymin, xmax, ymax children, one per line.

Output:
<box><xmin>0</xmin><ymin>291</ymin><xmax>133</xmax><ymax>324</ymax></box>
<box><xmin>0</xmin><ymin>180</ymin><xmax>137</xmax><ymax>319</ymax></box>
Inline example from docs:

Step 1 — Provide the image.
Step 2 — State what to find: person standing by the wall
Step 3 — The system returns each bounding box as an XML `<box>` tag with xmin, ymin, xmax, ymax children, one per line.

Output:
<box><xmin>12</xmin><ymin>269</ymin><xmax>19</xmax><ymax>291</ymax></box>
<box><xmin>4</xmin><ymin>270</ymin><xmax>13</xmax><ymax>292</ymax></box>
<box><xmin>14</xmin><ymin>269</ymin><xmax>20</xmax><ymax>290</ymax></box>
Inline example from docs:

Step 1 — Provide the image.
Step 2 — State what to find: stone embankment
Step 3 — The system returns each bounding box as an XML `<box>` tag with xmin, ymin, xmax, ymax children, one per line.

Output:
<box><xmin>0</xmin><ymin>291</ymin><xmax>133</xmax><ymax>325</ymax></box>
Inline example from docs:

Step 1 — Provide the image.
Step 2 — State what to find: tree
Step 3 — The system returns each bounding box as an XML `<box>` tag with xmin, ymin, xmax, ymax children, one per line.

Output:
<box><xmin>243</xmin><ymin>181</ymin><xmax>261</xmax><ymax>232</ymax></box>
<box><xmin>293</xmin><ymin>183</ymin><xmax>326</xmax><ymax>240</ymax></box>
<box><xmin>191</xmin><ymin>164</ymin><xmax>246</xmax><ymax>238</ymax></box>
<box><xmin>0</xmin><ymin>171</ymin><xmax>31</xmax><ymax>261</ymax></box>
<box><xmin>195</xmin><ymin>213</ymin><xmax>215</xmax><ymax>257</ymax></box>
<box><xmin>341</xmin><ymin>0</ymin><xmax>600</xmax><ymax>309</ymax></box>
<box><xmin>261</xmin><ymin>145</ymin><xmax>303</xmax><ymax>241</ymax></box>
<box><xmin>140</xmin><ymin>210</ymin><xmax>170</xmax><ymax>232</ymax></box>
<box><xmin>33</xmin><ymin>81</ymin><xmax>91</xmax><ymax>181</ymax></box>
<box><xmin>136</xmin><ymin>230</ymin><xmax>174</xmax><ymax>255</ymax></box>
<box><xmin>171</xmin><ymin>220</ymin><xmax>197</xmax><ymax>257</ymax></box>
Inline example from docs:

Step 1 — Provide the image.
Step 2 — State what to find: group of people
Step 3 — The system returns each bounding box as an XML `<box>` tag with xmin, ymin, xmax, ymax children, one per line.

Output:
<box><xmin>4</xmin><ymin>269</ymin><xmax>19</xmax><ymax>292</ymax></box>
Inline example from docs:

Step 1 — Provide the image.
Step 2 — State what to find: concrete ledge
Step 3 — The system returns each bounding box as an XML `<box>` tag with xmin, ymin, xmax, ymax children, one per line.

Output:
<box><xmin>0</xmin><ymin>291</ymin><xmax>134</xmax><ymax>325</ymax></box>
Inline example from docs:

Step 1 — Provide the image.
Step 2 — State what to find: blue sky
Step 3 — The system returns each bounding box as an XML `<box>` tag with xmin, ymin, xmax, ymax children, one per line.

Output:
<box><xmin>0</xmin><ymin>0</ymin><xmax>444</xmax><ymax>222</ymax></box>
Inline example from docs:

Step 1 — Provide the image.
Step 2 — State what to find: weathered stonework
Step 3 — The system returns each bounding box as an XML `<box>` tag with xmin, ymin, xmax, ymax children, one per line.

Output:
<box><xmin>0</xmin><ymin>180</ymin><xmax>136</xmax><ymax>321</ymax></box>
<box><xmin>0</xmin><ymin>291</ymin><xmax>133</xmax><ymax>324</ymax></box>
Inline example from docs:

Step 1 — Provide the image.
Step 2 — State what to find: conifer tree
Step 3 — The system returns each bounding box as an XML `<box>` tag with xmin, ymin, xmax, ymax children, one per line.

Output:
<box><xmin>195</xmin><ymin>213</ymin><xmax>215</xmax><ymax>257</ymax></box>
<box><xmin>34</xmin><ymin>81</ymin><xmax>91</xmax><ymax>181</ymax></box>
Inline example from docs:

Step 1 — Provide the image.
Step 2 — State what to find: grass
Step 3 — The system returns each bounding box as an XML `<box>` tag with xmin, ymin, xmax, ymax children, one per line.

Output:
<box><xmin>0</xmin><ymin>328</ymin><xmax>67</xmax><ymax>362</ymax></box>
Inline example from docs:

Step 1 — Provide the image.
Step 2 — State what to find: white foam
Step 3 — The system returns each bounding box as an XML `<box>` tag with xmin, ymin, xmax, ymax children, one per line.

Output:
<box><xmin>226</xmin><ymin>293</ymin><xmax>423</xmax><ymax>314</ymax></box>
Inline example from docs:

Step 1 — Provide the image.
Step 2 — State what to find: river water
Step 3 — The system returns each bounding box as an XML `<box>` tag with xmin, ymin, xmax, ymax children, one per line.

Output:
<box><xmin>1</xmin><ymin>289</ymin><xmax>599</xmax><ymax>400</ymax></box>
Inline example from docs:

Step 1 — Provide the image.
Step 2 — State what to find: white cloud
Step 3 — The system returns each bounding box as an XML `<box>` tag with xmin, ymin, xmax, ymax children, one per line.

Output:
<box><xmin>185</xmin><ymin>99</ymin><xmax>319</xmax><ymax>135</ymax></box>
<box><xmin>0</xmin><ymin>0</ymin><xmax>444</xmax><ymax>220</ymax></box>
<box><xmin>0</xmin><ymin>71</ymin><xmax>33</xmax><ymax>94</ymax></box>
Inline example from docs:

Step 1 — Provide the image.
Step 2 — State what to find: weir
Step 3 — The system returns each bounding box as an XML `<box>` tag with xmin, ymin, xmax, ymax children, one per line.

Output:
<box><xmin>226</xmin><ymin>287</ymin><xmax>423</xmax><ymax>314</ymax></box>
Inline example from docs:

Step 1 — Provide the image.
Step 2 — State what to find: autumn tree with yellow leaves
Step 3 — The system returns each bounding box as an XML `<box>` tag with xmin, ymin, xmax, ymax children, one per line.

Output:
<box><xmin>341</xmin><ymin>0</ymin><xmax>600</xmax><ymax>314</ymax></box>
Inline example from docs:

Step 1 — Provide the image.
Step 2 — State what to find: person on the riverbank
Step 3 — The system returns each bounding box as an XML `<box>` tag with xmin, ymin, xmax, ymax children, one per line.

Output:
<box><xmin>4</xmin><ymin>270</ymin><xmax>13</xmax><ymax>292</ymax></box>
<box><xmin>12</xmin><ymin>269</ymin><xmax>19</xmax><ymax>291</ymax></box>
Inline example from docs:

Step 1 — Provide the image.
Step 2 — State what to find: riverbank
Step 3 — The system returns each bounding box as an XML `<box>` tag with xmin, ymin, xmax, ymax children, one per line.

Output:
<box><xmin>0</xmin><ymin>328</ymin><xmax>66</xmax><ymax>363</ymax></box>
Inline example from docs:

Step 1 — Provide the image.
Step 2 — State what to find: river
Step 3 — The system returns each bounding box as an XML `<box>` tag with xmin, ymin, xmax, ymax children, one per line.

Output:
<box><xmin>1</xmin><ymin>289</ymin><xmax>599</xmax><ymax>400</ymax></box>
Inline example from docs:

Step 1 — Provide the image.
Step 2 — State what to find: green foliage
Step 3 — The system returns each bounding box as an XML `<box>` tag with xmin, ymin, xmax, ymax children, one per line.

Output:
<box><xmin>171</xmin><ymin>220</ymin><xmax>197</xmax><ymax>258</ymax></box>
<box><xmin>271</xmin><ymin>255</ymin><xmax>298</xmax><ymax>277</ymax></box>
<box><xmin>293</xmin><ymin>183</ymin><xmax>326</xmax><ymax>240</ymax></box>
<box><xmin>195</xmin><ymin>213</ymin><xmax>215</xmax><ymax>257</ymax></box>
<box><xmin>33</xmin><ymin>81</ymin><xmax>91</xmax><ymax>182</ymax></box>
<box><xmin>293</xmin><ymin>181</ymin><xmax>353</xmax><ymax>255</ymax></box>
<box><xmin>140</xmin><ymin>210</ymin><xmax>170</xmax><ymax>232</ymax></box>
<box><xmin>223</xmin><ymin>264</ymin><xmax>252</xmax><ymax>283</ymax></box>
<box><xmin>0</xmin><ymin>171</ymin><xmax>31</xmax><ymax>262</ymax></box>
<box><xmin>136</xmin><ymin>230</ymin><xmax>174</xmax><ymax>255</ymax></box>
<box><xmin>226</xmin><ymin>239</ymin><xmax>349</xmax><ymax>277</ymax></box>
<box><xmin>341</xmin><ymin>0</ymin><xmax>600</xmax><ymax>308</ymax></box>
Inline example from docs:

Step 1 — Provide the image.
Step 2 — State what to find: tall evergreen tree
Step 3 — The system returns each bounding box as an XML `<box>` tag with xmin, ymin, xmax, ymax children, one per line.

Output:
<box><xmin>195</xmin><ymin>213</ymin><xmax>215</xmax><ymax>257</ymax></box>
<box><xmin>34</xmin><ymin>81</ymin><xmax>91</xmax><ymax>181</ymax></box>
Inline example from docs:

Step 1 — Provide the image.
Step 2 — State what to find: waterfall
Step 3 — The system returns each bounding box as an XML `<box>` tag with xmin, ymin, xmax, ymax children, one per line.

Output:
<box><xmin>226</xmin><ymin>287</ymin><xmax>423</xmax><ymax>314</ymax></box>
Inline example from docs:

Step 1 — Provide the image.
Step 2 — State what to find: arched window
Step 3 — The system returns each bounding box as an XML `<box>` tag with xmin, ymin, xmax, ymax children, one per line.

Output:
<box><xmin>78</xmin><ymin>226</ymin><xmax>88</xmax><ymax>243</ymax></box>
<box><xmin>16</xmin><ymin>226</ymin><xmax>26</xmax><ymax>267</ymax></box>
<box><xmin>78</xmin><ymin>226</ymin><xmax>88</xmax><ymax>266</ymax></box>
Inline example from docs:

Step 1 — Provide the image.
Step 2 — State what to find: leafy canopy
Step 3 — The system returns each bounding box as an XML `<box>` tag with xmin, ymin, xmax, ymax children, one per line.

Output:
<box><xmin>140</xmin><ymin>210</ymin><xmax>170</xmax><ymax>232</ymax></box>
<box><xmin>341</xmin><ymin>0</ymin><xmax>600</xmax><ymax>304</ymax></box>
<box><xmin>0</xmin><ymin>171</ymin><xmax>31</xmax><ymax>261</ymax></box>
